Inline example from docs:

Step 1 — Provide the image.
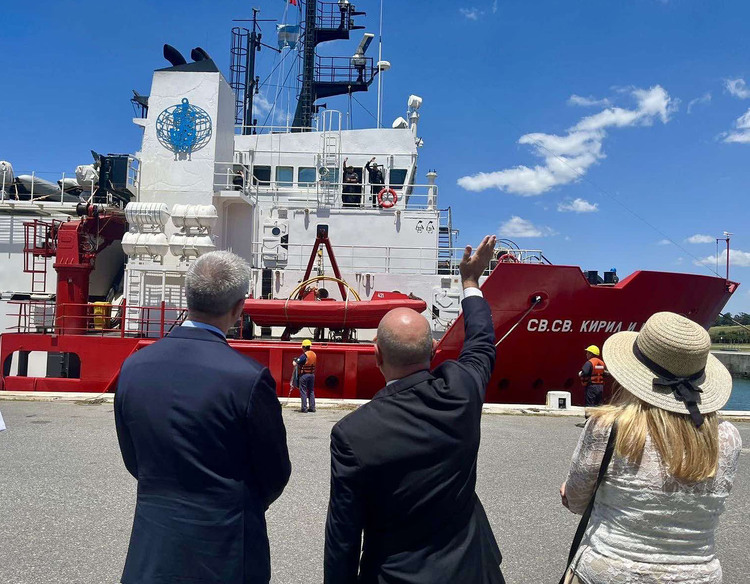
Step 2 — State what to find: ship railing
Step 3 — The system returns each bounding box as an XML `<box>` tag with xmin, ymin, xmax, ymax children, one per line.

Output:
<box><xmin>0</xmin><ymin>160</ymin><xmax>141</xmax><ymax>211</ymax></box>
<box><xmin>5</xmin><ymin>299</ymin><xmax>190</xmax><ymax>339</ymax></box>
<box><xmin>213</xmin><ymin>163</ymin><xmax>258</xmax><ymax>204</ymax></box>
<box><xmin>126</xmin><ymin>157</ymin><xmax>141</xmax><ymax>200</ymax></box>
<box><xmin>234</xmin><ymin>124</ymin><xmax>316</xmax><ymax>135</ymax></box>
<box><xmin>251</xmin><ymin>243</ymin><xmax>547</xmax><ymax>276</ymax></box>
<box><xmin>315</xmin><ymin>2</ymin><xmax>356</xmax><ymax>31</ymax></box>
<box><xmin>234</xmin><ymin>180</ymin><xmax>439</xmax><ymax>211</ymax></box>
<box><xmin>313</xmin><ymin>56</ymin><xmax>377</xmax><ymax>86</ymax></box>
<box><xmin>0</xmin><ymin>169</ymin><xmax>91</xmax><ymax>213</ymax></box>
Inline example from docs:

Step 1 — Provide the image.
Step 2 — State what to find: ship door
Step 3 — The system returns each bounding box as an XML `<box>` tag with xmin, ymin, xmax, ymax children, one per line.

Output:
<box><xmin>261</xmin><ymin>220</ymin><xmax>289</xmax><ymax>268</ymax></box>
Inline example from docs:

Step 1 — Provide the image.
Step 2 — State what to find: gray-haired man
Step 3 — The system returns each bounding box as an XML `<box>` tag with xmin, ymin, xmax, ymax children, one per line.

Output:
<box><xmin>115</xmin><ymin>251</ymin><xmax>291</xmax><ymax>584</ymax></box>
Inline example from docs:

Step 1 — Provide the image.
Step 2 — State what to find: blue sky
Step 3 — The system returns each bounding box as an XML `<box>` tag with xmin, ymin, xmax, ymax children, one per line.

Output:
<box><xmin>2</xmin><ymin>0</ymin><xmax>750</xmax><ymax>313</ymax></box>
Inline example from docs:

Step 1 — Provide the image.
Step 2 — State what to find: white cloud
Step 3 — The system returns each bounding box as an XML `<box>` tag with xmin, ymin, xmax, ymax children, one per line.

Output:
<box><xmin>725</xmin><ymin>78</ymin><xmax>750</xmax><ymax>99</ymax></box>
<box><xmin>460</xmin><ymin>7</ymin><xmax>482</xmax><ymax>20</ymax></box>
<box><xmin>657</xmin><ymin>239</ymin><xmax>672</xmax><ymax>245</ymax></box>
<box><xmin>498</xmin><ymin>216</ymin><xmax>557</xmax><ymax>238</ymax></box>
<box><xmin>567</xmin><ymin>95</ymin><xmax>611</xmax><ymax>108</ymax></box>
<box><xmin>686</xmin><ymin>234</ymin><xmax>714</xmax><ymax>244</ymax></box>
<box><xmin>457</xmin><ymin>86</ymin><xmax>676</xmax><ymax>196</ymax></box>
<box><xmin>557</xmin><ymin>198</ymin><xmax>599</xmax><ymax>213</ymax></box>
<box><xmin>254</xmin><ymin>93</ymin><xmax>273</xmax><ymax>115</ymax></box>
<box><xmin>687</xmin><ymin>92</ymin><xmax>711</xmax><ymax>114</ymax></box>
<box><xmin>492</xmin><ymin>0</ymin><xmax>498</xmax><ymax>13</ymax></box>
<box><xmin>253</xmin><ymin>93</ymin><xmax>292</xmax><ymax>126</ymax></box>
<box><xmin>695</xmin><ymin>249</ymin><xmax>750</xmax><ymax>268</ymax></box>
<box><xmin>722</xmin><ymin>108</ymin><xmax>750</xmax><ymax>144</ymax></box>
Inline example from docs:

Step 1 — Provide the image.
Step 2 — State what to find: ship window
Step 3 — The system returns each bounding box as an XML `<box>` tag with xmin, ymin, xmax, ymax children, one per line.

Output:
<box><xmin>252</xmin><ymin>165</ymin><xmax>271</xmax><ymax>186</ymax></box>
<box><xmin>276</xmin><ymin>166</ymin><xmax>293</xmax><ymax>187</ymax></box>
<box><xmin>298</xmin><ymin>167</ymin><xmax>317</xmax><ymax>186</ymax></box>
<box><xmin>389</xmin><ymin>168</ymin><xmax>408</xmax><ymax>190</ymax></box>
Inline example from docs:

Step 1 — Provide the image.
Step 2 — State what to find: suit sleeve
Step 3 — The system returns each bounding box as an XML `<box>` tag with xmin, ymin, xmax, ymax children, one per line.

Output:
<box><xmin>324</xmin><ymin>423</ymin><xmax>364</xmax><ymax>584</ymax></box>
<box><xmin>246</xmin><ymin>368</ymin><xmax>292</xmax><ymax>508</ymax></box>
<box><xmin>114</xmin><ymin>377</ymin><xmax>138</xmax><ymax>478</ymax></box>
<box><xmin>456</xmin><ymin>295</ymin><xmax>496</xmax><ymax>399</ymax></box>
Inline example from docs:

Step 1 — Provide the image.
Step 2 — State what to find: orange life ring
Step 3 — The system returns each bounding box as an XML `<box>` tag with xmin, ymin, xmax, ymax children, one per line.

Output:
<box><xmin>498</xmin><ymin>253</ymin><xmax>519</xmax><ymax>263</ymax></box>
<box><xmin>377</xmin><ymin>187</ymin><xmax>398</xmax><ymax>209</ymax></box>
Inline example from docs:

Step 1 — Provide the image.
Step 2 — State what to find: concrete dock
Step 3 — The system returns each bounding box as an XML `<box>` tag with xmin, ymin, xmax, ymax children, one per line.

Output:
<box><xmin>0</xmin><ymin>401</ymin><xmax>748</xmax><ymax>583</ymax></box>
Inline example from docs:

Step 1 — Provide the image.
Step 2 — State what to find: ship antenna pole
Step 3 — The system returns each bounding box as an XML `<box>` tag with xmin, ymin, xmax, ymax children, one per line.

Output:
<box><xmin>376</xmin><ymin>0</ymin><xmax>384</xmax><ymax>128</ymax></box>
<box><xmin>724</xmin><ymin>231</ymin><xmax>732</xmax><ymax>282</ymax></box>
<box><xmin>243</xmin><ymin>8</ymin><xmax>261</xmax><ymax>135</ymax></box>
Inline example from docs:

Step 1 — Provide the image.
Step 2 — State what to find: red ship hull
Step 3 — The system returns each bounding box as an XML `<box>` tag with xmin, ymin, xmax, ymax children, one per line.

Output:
<box><xmin>0</xmin><ymin>263</ymin><xmax>736</xmax><ymax>405</ymax></box>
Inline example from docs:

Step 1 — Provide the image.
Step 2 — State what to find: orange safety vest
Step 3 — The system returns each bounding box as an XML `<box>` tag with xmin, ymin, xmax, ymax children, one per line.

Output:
<box><xmin>301</xmin><ymin>350</ymin><xmax>317</xmax><ymax>374</ymax></box>
<box><xmin>586</xmin><ymin>357</ymin><xmax>606</xmax><ymax>385</ymax></box>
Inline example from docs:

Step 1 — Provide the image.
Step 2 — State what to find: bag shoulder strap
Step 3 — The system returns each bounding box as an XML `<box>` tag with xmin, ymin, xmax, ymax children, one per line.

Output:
<box><xmin>558</xmin><ymin>420</ymin><xmax>619</xmax><ymax>584</ymax></box>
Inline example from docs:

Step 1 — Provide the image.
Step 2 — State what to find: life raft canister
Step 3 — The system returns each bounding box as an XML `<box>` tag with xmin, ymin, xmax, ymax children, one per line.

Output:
<box><xmin>377</xmin><ymin>187</ymin><xmax>398</xmax><ymax>209</ymax></box>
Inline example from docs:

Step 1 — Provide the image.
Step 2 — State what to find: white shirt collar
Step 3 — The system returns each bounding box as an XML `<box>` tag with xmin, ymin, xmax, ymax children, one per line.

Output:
<box><xmin>182</xmin><ymin>320</ymin><xmax>226</xmax><ymax>339</ymax></box>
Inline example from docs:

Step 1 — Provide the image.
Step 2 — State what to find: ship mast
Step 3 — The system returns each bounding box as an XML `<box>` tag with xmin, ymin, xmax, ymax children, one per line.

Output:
<box><xmin>295</xmin><ymin>0</ymin><xmax>318</xmax><ymax>130</ymax></box>
<box><xmin>718</xmin><ymin>232</ymin><xmax>732</xmax><ymax>282</ymax></box>
<box><xmin>243</xmin><ymin>9</ymin><xmax>261</xmax><ymax>135</ymax></box>
<box><xmin>230</xmin><ymin>9</ymin><xmax>277</xmax><ymax>135</ymax></box>
<box><xmin>291</xmin><ymin>0</ymin><xmax>377</xmax><ymax>131</ymax></box>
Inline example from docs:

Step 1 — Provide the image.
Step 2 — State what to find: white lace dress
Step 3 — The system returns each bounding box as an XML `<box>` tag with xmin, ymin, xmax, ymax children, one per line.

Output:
<box><xmin>565</xmin><ymin>420</ymin><xmax>742</xmax><ymax>584</ymax></box>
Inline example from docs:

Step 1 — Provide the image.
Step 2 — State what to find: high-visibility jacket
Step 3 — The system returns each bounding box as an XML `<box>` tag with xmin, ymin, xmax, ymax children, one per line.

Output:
<box><xmin>586</xmin><ymin>357</ymin><xmax>606</xmax><ymax>385</ymax></box>
<box><xmin>300</xmin><ymin>350</ymin><xmax>317</xmax><ymax>374</ymax></box>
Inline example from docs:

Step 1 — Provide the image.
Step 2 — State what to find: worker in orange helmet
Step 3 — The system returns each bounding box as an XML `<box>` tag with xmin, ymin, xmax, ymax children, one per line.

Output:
<box><xmin>294</xmin><ymin>339</ymin><xmax>317</xmax><ymax>413</ymax></box>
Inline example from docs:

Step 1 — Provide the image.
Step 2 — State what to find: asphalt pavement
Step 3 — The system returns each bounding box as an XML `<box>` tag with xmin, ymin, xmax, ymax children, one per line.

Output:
<box><xmin>0</xmin><ymin>401</ymin><xmax>747</xmax><ymax>583</ymax></box>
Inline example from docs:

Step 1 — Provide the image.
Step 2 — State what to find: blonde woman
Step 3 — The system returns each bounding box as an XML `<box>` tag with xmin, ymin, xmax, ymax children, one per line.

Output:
<box><xmin>560</xmin><ymin>312</ymin><xmax>742</xmax><ymax>583</ymax></box>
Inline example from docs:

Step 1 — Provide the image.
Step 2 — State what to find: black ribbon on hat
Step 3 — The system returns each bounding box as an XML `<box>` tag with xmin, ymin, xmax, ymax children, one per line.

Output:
<box><xmin>632</xmin><ymin>342</ymin><xmax>705</xmax><ymax>428</ymax></box>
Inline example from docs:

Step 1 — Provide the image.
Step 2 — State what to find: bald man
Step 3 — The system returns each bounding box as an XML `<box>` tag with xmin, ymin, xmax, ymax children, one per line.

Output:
<box><xmin>324</xmin><ymin>236</ymin><xmax>504</xmax><ymax>584</ymax></box>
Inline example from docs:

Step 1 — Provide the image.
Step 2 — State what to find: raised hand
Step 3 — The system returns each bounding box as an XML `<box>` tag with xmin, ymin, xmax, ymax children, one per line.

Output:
<box><xmin>459</xmin><ymin>235</ymin><xmax>496</xmax><ymax>289</ymax></box>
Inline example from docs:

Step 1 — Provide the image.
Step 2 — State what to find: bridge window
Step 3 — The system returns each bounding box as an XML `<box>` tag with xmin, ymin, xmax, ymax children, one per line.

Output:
<box><xmin>298</xmin><ymin>167</ymin><xmax>317</xmax><ymax>187</ymax></box>
<box><xmin>252</xmin><ymin>165</ymin><xmax>271</xmax><ymax>186</ymax></box>
<box><xmin>389</xmin><ymin>169</ymin><xmax>408</xmax><ymax>190</ymax></box>
<box><xmin>276</xmin><ymin>166</ymin><xmax>293</xmax><ymax>187</ymax></box>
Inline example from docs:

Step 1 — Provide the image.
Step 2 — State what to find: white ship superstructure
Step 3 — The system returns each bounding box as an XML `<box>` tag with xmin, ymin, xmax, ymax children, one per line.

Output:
<box><xmin>126</xmin><ymin>57</ymin><xmax>466</xmax><ymax>340</ymax></box>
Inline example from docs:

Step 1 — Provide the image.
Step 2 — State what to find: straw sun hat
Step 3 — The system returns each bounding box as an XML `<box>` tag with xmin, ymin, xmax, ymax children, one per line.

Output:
<box><xmin>603</xmin><ymin>312</ymin><xmax>732</xmax><ymax>426</ymax></box>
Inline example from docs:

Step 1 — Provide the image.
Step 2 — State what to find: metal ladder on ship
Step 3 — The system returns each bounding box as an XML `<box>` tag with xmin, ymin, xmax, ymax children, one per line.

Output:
<box><xmin>318</xmin><ymin>111</ymin><xmax>342</xmax><ymax>207</ymax></box>
<box><xmin>124</xmin><ymin>268</ymin><xmax>145</xmax><ymax>334</ymax></box>
<box><xmin>438</xmin><ymin>208</ymin><xmax>456</xmax><ymax>274</ymax></box>
<box><xmin>23</xmin><ymin>219</ymin><xmax>60</xmax><ymax>294</ymax></box>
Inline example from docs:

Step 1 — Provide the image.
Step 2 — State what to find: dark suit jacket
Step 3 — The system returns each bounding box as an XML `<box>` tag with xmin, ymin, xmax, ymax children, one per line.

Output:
<box><xmin>324</xmin><ymin>295</ymin><xmax>504</xmax><ymax>584</ymax></box>
<box><xmin>114</xmin><ymin>326</ymin><xmax>291</xmax><ymax>584</ymax></box>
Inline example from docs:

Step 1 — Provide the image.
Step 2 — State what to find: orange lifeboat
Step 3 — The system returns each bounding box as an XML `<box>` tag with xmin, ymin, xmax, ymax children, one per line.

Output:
<box><xmin>243</xmin><ymin>291</ymin><xmax>426</xmax><ymax>328</ymax></box>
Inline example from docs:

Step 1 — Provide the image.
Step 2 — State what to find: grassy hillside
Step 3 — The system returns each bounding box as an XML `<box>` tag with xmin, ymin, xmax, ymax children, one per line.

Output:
<box><xmin>710</xmin><ymin>325</ymin><xmax>750</xmax><ymax>350</ymax></box>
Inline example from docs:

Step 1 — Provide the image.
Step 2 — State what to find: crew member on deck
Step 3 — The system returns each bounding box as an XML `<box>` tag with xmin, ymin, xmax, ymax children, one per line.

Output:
<box><xmin>578</xmin><ymin>345</ymin><xmax>608</xmax><ymax>426</ymax></box>
<box><xmin>294</xmin><ymin>339</ymin><xmax>317</xmax><ymax>413</ymax></box>
<box><xmin>342</xmin><ymin>158</ymin><xmax>360</xmax><ymax>207</ymax></box>
<box><xmin>365</xmin><ymin>157</ymin><xmax>384</xmax><ymax>207</ymax></box>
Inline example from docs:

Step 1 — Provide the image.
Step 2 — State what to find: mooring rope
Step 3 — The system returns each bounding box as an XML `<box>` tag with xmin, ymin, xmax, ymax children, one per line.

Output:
<box><xmin>495</xmin><ymin>295</ymin><xmax>543</xmax><ymax>348</ymax></box>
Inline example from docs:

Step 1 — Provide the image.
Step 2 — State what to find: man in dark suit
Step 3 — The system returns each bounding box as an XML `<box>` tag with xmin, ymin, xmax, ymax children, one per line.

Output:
<box><xmin>115</xmin><ymin>251</ymin><xmax>291</xmax><ymax>584</ymax></box>
<box><xmin>324</xmin><ymin>235</ymin><xmax>504</xmax><ymax>584</ymax></box>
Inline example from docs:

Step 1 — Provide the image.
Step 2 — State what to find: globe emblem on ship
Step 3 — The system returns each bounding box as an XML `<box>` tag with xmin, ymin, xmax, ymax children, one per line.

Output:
<box><xmin>156</xmin><ymin>98</ymin><xmax>212</xmax><ymax>157</ymax></box>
